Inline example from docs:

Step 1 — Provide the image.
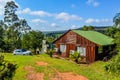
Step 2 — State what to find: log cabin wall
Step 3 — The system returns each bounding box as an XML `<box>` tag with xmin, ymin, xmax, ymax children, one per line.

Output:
<box><xmin>55</xmin><ymin>30</ymin><xmax>77</xmax><ymax>57</ymax></box>
<box><xmin>55</xmin><ymin>30</ymin><xmax>99</xmax><ymax>62</ymax></box>
<box><xmin>76</xmin><ymin>33</ymin><xmax>98</xmax><ymax>62</ymax></box>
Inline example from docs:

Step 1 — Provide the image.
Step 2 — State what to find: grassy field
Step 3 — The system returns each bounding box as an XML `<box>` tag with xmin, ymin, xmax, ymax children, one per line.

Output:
<box><xmin>1</xmin><ymin>53</ymin><xmax>119</xmax><ymax>80</ymax></box>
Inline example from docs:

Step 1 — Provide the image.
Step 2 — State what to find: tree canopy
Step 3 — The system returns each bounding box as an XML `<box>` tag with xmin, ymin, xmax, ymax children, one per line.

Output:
<box><xmin>113</xmin><ymin>12</ymin><xmax>120</xmax><ymax>28</ymax></box>
<box><xmin>22</xmin><ymin>30</ymin><xmax>44</xmax><ymax>53</ymax></box>
<box><xmin>105</xmin><ymin>12</ymin><xmax>120</xmax><ymax>76</ymax></box>
<box><xmin>2</xmin><ymin>1</ymin><xmax>32</xmax><ymax>51</ymax></box>
<box><xmin>82</xmin><ymin>25</ymin><xmax>94</xmax><ymax>31</ymax></box>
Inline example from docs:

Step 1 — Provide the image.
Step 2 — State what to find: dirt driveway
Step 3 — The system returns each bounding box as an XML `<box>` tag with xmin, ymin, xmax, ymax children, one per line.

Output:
<box><xmin>25</xmin><ymin>61</ymin><xmax>88</xmax><ymax>80</ymax></box>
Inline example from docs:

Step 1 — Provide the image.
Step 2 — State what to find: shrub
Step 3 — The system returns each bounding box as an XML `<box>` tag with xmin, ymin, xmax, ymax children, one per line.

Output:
<box><xmin>104</xmin><ymin>52</ymin><xmax>120</xmax><ymax>76</ymax></box>
<box><xmin>0</xmin><ymin>55</ymin><xmax>17</xmax><ymax>80</ymax></box>
<box><xmin>46</xmin><ymin>49</ymin><xmax>55</xmax><ymax>57</ymax></box>
<box><xmin>69</xmin><ymin>51</ymin><xmax>81</xmax><ymax>63</ymax></box>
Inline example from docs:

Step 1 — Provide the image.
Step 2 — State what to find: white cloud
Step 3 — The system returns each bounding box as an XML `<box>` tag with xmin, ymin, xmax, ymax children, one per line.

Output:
<box><xmin>0</xmin><ymin>0</ymin><xmax>19</xmax><ymax>16</ymax></box>
<box><xmin>55</xmin><ymin>12</ymin><xmax>82</xmax><ymax>22</ymax></box>
<box><xmin>70</xmin><ymin>25</ymin><xmax>79</xmax><ymax>29</ymax></box>
<box><xmin>17</xmin><ymin>9</ymin><xmax>83</xmax><ymax>22</ymax></box>
<box><xmin>85</xmin><ymin>18</ymin><xmax>111</xmax><ymax>24</ymax></box>
<box><xmin>17</xmin><ymin>8</ymin><xmax>52</xmax><ymax>17</ymax></box>
<box><xmin>30</xmin><ymin>11</ymin><xmax>51</xmax><ymax>17</ymax></box>
<box><xmin>86</xmin><ymin>0</ymin><xmax>100</xmax><ymax>7</ymax></box>
<box><xmin>31</xmin><ymin>19</ymin><xmax>47</xmax><ymax>23</ymax></box>
<box><xmin>51</xmin><ymin>23</ymin><xmax>59</xmax><ymax>27</ymax></box>
<box><xmin>17</xmin><ymin>8</ymin><xmax>31</xmax><ymax>14</ymax></box>
<box><xmin>16</xmin><ymin>8</ymin><xmax>83</xmax><ymax>23</ymax></box>
<box><xmin>86</xmin><ymin>18</ymin><xmax>98</xmax><ymax>23</ymax></box>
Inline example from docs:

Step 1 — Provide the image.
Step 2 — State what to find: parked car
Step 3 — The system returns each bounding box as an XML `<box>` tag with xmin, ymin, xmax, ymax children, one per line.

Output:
<box><xmin>13</xmin><ymin>49</ymin><xmax>32</xmax><ymax>55</ymax></box>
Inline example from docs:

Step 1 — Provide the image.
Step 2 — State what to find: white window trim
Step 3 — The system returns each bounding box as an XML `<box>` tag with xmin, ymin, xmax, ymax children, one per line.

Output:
<box><xmin>60</xmin><ymin>44</ymin><xmax>66</xmax><ymax>53</ymax></box>
<box><xmin>77</xmin><ymin>46</ymin><xmax>86</xmax><ymax>56</ymax></box>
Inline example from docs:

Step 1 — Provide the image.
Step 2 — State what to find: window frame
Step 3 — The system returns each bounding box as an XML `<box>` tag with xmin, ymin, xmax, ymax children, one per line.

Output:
<box><xmin>77</xmin><ymin>46</ymin><xmax>86</xmax><ymax>56</ymax></box>
<box><xmin>60</xmin><ymin>44</ymin><xmax>66</xmax><ymax>53</ymax></box>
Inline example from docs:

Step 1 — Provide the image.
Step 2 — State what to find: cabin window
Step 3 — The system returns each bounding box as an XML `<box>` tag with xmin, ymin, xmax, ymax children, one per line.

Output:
<box><xmin>77</xmin><ymin>47</ymin><xmax>86</xmax><ymax>56</ymax></box>
<box><xmin>60</xmin><ymin>45</ymin><xmax>66</xmax><ymax>53</ymax></box>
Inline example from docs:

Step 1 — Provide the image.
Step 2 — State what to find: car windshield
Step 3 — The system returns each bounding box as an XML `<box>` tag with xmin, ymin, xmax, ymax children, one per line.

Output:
<box><xmin>14</xmin><ymin>49</ymin><xmax>27</xmax><ymax>52</ymax></box>
<box><xmin>22</xmin><ymin>49</ymin><xmax>27</xmax><ymax>52</ymax></box>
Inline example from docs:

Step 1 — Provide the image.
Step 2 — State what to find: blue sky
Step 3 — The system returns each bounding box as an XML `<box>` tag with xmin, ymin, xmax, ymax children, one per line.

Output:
<box><xmin>0</xmin><ymin>0</ymin><xmax>120</xmax><ymax>31</ymax></box>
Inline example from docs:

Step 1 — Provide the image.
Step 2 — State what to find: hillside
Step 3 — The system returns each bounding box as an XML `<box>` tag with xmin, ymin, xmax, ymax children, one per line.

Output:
<box><xmin>43</xmin><ymin>26</ymin><xmax>111</xmax><ymax>38</ymax></box>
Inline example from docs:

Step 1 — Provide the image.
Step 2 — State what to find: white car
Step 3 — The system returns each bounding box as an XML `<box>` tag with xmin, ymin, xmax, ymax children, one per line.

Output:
<box><xmin>13</xmin><ymin>49</ymin><xmax>32</xmax><ymax>55</ymax></box>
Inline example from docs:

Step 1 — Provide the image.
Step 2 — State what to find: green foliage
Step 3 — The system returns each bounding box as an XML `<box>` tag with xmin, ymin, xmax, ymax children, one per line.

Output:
<box><xmin>4</xmin><ymin>1</ymin><xmax>19</xmax><ymax>26</ymax></box>
<box><xmin>82</xmin><ymin>25</ymin><xmax>94</xmax><ymax>31</ymax></box>
<box><xmin>22</xmin><ymin>30</ymin><xmax>44</xmax><ymax>54</ymax></box>
<box><xmin>82</xmin><ymin>25</ymin><xmax>88</xmax><ymax>31</ymax></box>
<box><xmin>114</xmin><ymin>31</ymin><xmax>120</xmax><ymax>51</ymax></box>
<box><xmin>2</xmin><ymin>1</ymin><xmax>31</xmax><ymax>52</ymax></box>
<box><xmin>4</xmin><ymin>1</ymin><xmax>20</xmax><ymax>49</ymax></box>
<box><xmin>0</xmin><ymin>24</ymin><xmax>4</xmax><ymax>49</ymax></box>
<box><xmin>104</xmin><ymin>53</ymin><xmax>120</xmax><ymax>76</ymax></box>
<box><xmin>22</xmin><ymin>33</ymin><xmax>30</xmax><ymax>49</ymax></box>
<box><xmin>69</xmin><ymin>51</ymin><xmax>81</xmax><ymax>63</ymax></box>
<box><xmin>0</xmin><ymin>55</ymin><xmax>17</xmax><ymax>79</ymax></box>
<box><xmin>88</xmin><ymin>25</ymin><xmax>95</xmax><ymax>30</ymax></box>
<box><xmin>45</xmin><ymin>50</ymin><xmax>55</xmax><ymax>57</ymax></box>
<box><xmin>113</xmin><ymin>12</ymin><xmax>120</xmax><ymax>28</ymax></box>
<box><xmin>46</xmin><ymin>37</ymin><xmax>55</xmax><ymax>43</ymax></box>
<box><xmin>106</xmin><ymin>27</ymin><xmax>120</xmax><ymax>38</ymax></box>
<box><xmin>104</xmin><ymin>12</ymin><xmax>120</xmax><ymax>77</ymax></box>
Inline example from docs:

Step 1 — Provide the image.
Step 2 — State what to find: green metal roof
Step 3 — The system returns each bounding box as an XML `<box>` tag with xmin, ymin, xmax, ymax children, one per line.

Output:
<box><xmin>72</xmin><ymin>30</ymin><xmax>114</xmax><ymax>46</ymax></box>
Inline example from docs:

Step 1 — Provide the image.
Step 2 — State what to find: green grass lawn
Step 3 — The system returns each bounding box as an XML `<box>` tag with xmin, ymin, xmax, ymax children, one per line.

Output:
<box><xmin>1</xmin><ymin>53</ymin><xmax>120</xmax><ymax>80</ymax></box>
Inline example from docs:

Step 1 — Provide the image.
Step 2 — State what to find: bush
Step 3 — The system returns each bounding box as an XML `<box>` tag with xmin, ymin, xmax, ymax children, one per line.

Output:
<box><xmin>45</xmin><ymin>50</ymin><xmax>55</xmax><ymax>57</ymax></box>
<box><xmin>104</xmin><ymin>53</ymin><xmax>120</xmax><ymax>76</ymax></box>
<box><xmin>0</xmin><ymin>55</ymin><xmax>17</xmax><ymax>80</ymax></box>
<box><xmin>69</xmin><ymin>51</ymin><xmax>81</xmax><ymax>63</ymax></box>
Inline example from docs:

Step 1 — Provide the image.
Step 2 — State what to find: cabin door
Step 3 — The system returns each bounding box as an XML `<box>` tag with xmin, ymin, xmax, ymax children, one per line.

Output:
<box><xmin>60</xmin><ymin>44</ymin><xmax>66</xmax><ymax>56</ymax></box>
<box><xmin>66</xmin><ymin>44</ymin><xmax>76</xmax><ymax>57</ymax></box>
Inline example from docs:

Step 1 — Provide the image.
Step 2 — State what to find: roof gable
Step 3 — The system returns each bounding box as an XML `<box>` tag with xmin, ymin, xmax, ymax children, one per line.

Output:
<box><xmin>72</xmin><ymin>30</ymin><xmax>114</xmax><ymax>46</ymax></box>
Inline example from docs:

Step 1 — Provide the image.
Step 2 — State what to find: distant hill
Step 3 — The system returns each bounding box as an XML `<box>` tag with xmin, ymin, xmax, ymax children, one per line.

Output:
<box><xmin>43</xmin><ymin>30</ymin><xmax>67</xmax><ymax>39</ymax></box>
<box><xmin>43</xmin><ymin>26</ymin><xmax>111</xmax><ymax>35</ymax></box>
<box><xmin>43</xmin><ymin>30</ymin><xmax>67</xmax><ymax>35</ymax></box>
<box><xmin>77</xmin><ymin>26</ymin><xmax>111</xmax><ymax>33</ymax></box>
<box><xmin>77</xmin><ymin>26</ymin><xmax>111</xmax><ymax>30</ymax></box>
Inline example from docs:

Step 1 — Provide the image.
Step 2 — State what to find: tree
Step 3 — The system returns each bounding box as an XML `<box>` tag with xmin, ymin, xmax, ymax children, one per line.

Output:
<box><xmin>106</xmin><ymin>27</ymin><xmax>120</xmax><ymax>38</ymax></box>
<box><xmin>3</xmin><ymin>1</ymin><xmax>31</xmax><ymax>51</ymax></box>
<box><xmin>82</xmin><ymin>25</ymin><xmax>94</xmax><ymax>31</ymax></box>
<box><xmin>4</xmin><ymin>1</ymin><xmax>19</xmax><ymax>26</ymax></box>
<box><xmin>22</xmin><ymin>30</ymin><xmax>44</xmax><ymax>54</ymax></box>
<box><xmin>88</xmin><ymin>25</ymin><xmax>94</xmax><ymax>30</ymax></box>
<box><xmin>0</xmin><ymin>21</ymin><xmax>4</xmax><ymax>50</ymax></box>
<box><xmin>114</xmin><ymin>31</ymin><xmax>120</xmax><ymax>51</ymax></box>
<box><xmin>15</xmin><ymin>19</ymin><xmax>31</xmax><ymax>49</ymax></box>
<box><xmin>0</xmin><ymin>20</ymin><xmax>4</xmax><ymax>27</ymax></box>
<box><xmin>113</xmin><ymin>12</ymin><xmax>120</xmax><ymax>28</ymax></box>
<box><xmin>19</xmin><ymin>19</ymin><xmax>31</xmax><ymax>33</ymax></box>
<box><xmin>105</xmin><ymin>12</ymin><xmax>120</xmax><ymax>76</ymax></box>
<box><xmin>4</xmin><ymin>1</ymin><xmax>19</xmax><ymax>50</ymax></box>
<box><xmin>82</xmin><ymin>25</ymin><xmax>88</xmax><ymax>31</ymax></box>
<box><xmin>22</xmin><ymin>33</ymin><xmax>30</xmax><ymax>49</ymax></box>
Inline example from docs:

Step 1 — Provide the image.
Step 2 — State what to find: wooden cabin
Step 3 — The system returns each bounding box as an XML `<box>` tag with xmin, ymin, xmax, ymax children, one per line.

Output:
<box><xmin>53</xmin><ymin>30</ymin><xmax>114</xmax><ymax>63</ymax></box>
